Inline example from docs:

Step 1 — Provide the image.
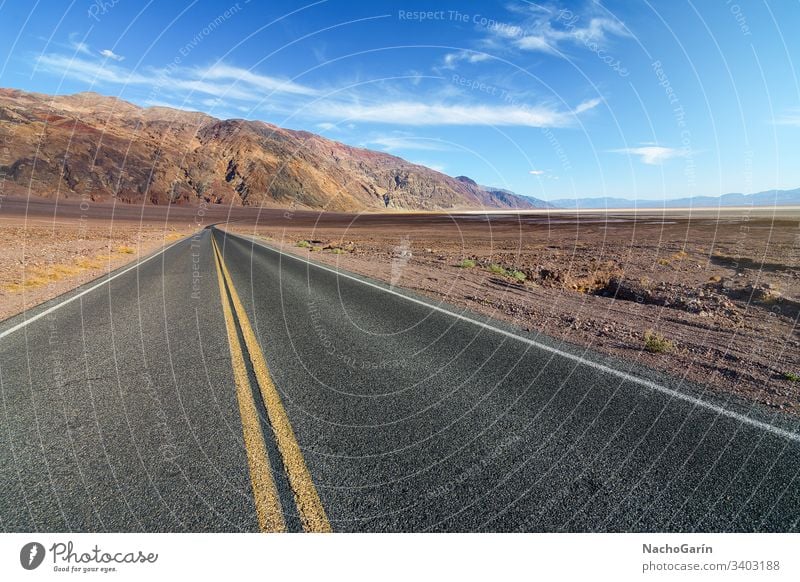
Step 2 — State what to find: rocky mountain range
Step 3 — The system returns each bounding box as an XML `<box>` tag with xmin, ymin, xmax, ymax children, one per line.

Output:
<box><xmin>0</xmin><ymin>88</ymin><xmax>548</xmax><ymax>211</ymax></box>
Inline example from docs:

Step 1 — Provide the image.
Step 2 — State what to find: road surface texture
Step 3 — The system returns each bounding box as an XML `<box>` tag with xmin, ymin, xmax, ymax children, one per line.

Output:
<box><xmin>1</xmin><ymin>227</ymin><xmax>798</xmax><ymax>532</ymax></box>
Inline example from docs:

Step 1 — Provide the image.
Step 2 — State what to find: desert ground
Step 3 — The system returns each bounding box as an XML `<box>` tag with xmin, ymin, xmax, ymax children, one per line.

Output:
<box><xmin>0</xmin><ymin>196</ymin><xmax>204</xmax><ymax>320</ymax></box>
<box><xmin>2</xmin><ymin>195</ymin><xmax>797</xmax><ymax>413</ymax></box>
<box><xmin>223</xmin><ymin>206</ymin><xmax>800</xmax><ymax>415</ymax></box>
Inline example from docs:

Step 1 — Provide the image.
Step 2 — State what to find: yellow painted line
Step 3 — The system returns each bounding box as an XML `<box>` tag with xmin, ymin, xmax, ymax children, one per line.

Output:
<box><xmin>212</xmin><ymin>236</ymin><xmax>286</xmax><ymax>533</ymax></box>
<box><xmin>212</xmin><ymin>235</ymin><xmax>332</xmax><ymax>533</ymax></box>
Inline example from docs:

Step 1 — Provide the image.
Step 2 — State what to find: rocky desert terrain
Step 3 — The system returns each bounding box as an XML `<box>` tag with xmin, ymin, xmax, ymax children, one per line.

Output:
<box><xmin>223</xmin><ymin>207</ymin><xmax>800</xmax><ymax>414</ymax></box>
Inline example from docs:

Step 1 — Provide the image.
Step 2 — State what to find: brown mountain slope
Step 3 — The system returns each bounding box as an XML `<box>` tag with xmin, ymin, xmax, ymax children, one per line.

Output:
<box><xmin>0</xmin><ymin>88</ymin><xmax>547</xmax><ymax>211</ymax></box>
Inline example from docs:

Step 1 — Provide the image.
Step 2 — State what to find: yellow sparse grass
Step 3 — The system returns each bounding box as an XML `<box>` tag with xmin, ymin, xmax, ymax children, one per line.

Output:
<box><xmin>4</xmin><ymin>262</ymin><xmax>84</xmax><ymax>293</ymax></box>
<box><xmin>51</xmin><ymin>264</ymin><xmax>82</xmax><ymax>277</ymax></box>
<box><xmin>4</xmin><ymin>251</ymin><xmax>118</xmax><ymax>294</ymax></box>
<box><xmin>164</xmin><ymin>232</ymin><xmax>185</xmax><ymax>241</ymax></box>
<box><xmin>75</xmin><ymin>255</ymin><xmax>108</xmax><ymax>270</ymax></box>
<box><xmin>116</xmin><ymin>245</ymin><xmax>136</xmax><ymax>254</ymax></box>
<box><xmin>672</xmin><ymin>250</ymin><xmax>689</xmax><ymax>260</ymax></box>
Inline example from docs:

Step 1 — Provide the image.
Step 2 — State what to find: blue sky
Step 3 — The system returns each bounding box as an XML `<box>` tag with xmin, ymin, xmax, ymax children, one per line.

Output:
<box><xmin>1</xmin><ymin>0</ymin><xmax>798</xmax><ymax>201</ymax></box>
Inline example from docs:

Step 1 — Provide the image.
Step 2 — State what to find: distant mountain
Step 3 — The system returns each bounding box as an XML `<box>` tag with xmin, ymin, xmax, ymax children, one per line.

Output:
<box><xmin>550</xmin><ymin>188</ymin><xmax>800</xmax><ymax>209</ymax></box>
<box><xmin>0</xmin><ymin>87</ymin><xmax>538</xmax><ymax>211</ymax></box>
<box><xmin>454</xmin><ymin>176</ymin><xmax>553</xmax><ymax>209</ymax></box>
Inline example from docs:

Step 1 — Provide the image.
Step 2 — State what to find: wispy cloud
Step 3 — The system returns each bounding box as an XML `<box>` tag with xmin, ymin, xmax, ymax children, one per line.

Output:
<box><xmin>441</xmin><ymin>51</ymin><xmax>492</xmax><ymax>69</ymax></box>
<box><xmin>315</xmin><ymin>97</ymin><xmax>600</xmax><ymax>128</ymax></box>
<box><xmin>36</xmin><ymin>53</ymin><xmax>149</xmax><ymax>85</ymax></box>
<box><xmin>611</xmin><ymin>146</ymin><xmax>688</xmax><ymax>165</ymax></box>
<box><xmin>34</xmin><ymin>53</ymin><xmax>318</xmax><ymax>102</ymax></box>
<box><xmin>409</xmin><ymin>160</ymin><xmax>446</xmax><ymax>173</ymax></box>
<box><xmin>529</xmin><ymin>169</ymin><xmax>559</xmax><ymax>180</ymax></box>
<box><xmin>68</xmin><ymin>33</ymin><xmax>92</xmax><ymax>56</ymax></box>
<box><xmin>100</xmin><ymin>49</ymin><xmax>125</xmax><ymax>62</ymax></box>
<box><xmin>32</xmin><ymin>38</ymin><xmax>601</xmax><ymax>131</ymax></box>
<box><xmin>774</xmin><ymin>109</ymin><xmax>800</xmax><ymax>126</ymax></box>
<box><xmin>574</xmin><ymin>97</ymin><xmax>602</xmax><ymax>114</ymax></box>
<box><xmin>99</xmin><ymin>49</ymin><xmax>125</xmax><ymax>61</ymax></box>
<box><xmin>515</xmin><ymin>35</ymin><xmax>557</xmax><ymax>53</ymax></box>
<box><xmin>368</xmin><ymin>135</ymin><xmax>451</xmax><ymax>151</ymax></box>
<box><xmin>465</xmin><ymin>5</ymin><xmax>629</xmax><ymax>58</ymax></box>
<box><xmin>199</xmin><ymin>62</ymin><xmax>318</xmax><ymax>96</ymax></box>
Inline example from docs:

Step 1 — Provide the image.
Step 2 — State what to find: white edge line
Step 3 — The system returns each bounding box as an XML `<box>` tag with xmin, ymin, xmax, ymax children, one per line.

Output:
<box><xmin>0</xmin><ymin>235</ymin><xmax>192</xmax><ymax>341</ymax></box>
<box><xmin>228</xmin><ymin>229</ymin><xmax>800</xmax><ymax>444</ymax></box>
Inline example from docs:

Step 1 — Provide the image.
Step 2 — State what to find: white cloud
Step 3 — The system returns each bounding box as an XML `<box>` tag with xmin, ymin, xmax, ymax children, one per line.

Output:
<box><xmin>68</xmin><ymin>33</ymin><xmax>92</xmax><ymax>56</ymax></box>
<box><xmin>563</xmin><ymin>17</ymin><xmax>629</xmax><ymax>44</ymax></box>
<box><xmin>516</xmin><ymin>36</ymin><xmax>556</xmax><ymax>53</ymax></box>
<box><xmin>409</xmin><ymin>160</ymin><xmax>446</xmax><ymax>173</ymax></box>
<box><xmin>99</xmin><ymin>49</ymin><xmax>124</xmax><ymax>61</ymax></box>
<box><xmin>368</xmin><ymin>136</ymin><xmax>451</xmax><ymax>151</ymax></box>
<box><xmin>34</xmin><ymin>54</ymin><xmax>316</xmax><ymax>102</ymax></box>
<box><xmin>32</xmin><ymin>41</ymin><xmax>602</xmax><ymax>132</ymax></box>
<box><xmin>528</xmin><ymin>169</ymin><xmax>559</xmax><ymax>179</ymax></box>
<box><xmin>573</xmin><ymin>97</ymin><xmax>602</xmax><ymax>114</ymax></box>
<box><xmin>407</xmin><ymin>70</ymin><xmax>424</xmax><ymax>86</ymax></box>
<box><xmin>442</xmin><ymin>51</ymin><xmax>493</xmax><ymax>69</ymax></box>
<box><xmin>316</xmin><ymin>98</ymin><xmax>598</xmax><ymax>128</ymax></box>
<box><xmin>612</xmin><ymin>146</ymin><xmax>687</xmax><ymax>165</ymax></box>
<box><xmin>774</xmin><ymin>109</ymin><xmax>800</xmax><ymax>126</ymax></box>
<box><xmin>36</xmin><ymin>53</ymin><xmax>149</xmax><ymax>85</ymax></box>
<box><xmin>199</xmin><ymin>62</ymin><xmax>318</xmax><ymax>96</ymax></box>
<box><xmin>488</xmin><ymin>23</ymin><xmax>524</xmax><ymax>39</ymax></box>
<box><xmin>484</xmin><ymin>9</ymin><xmax>629</xmax><ymax>55</ymax></box>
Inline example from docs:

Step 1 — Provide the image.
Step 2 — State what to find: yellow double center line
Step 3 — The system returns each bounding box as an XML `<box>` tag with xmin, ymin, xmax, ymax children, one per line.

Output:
<box><xmin>212</xmin><ymin>234</ymin><xmax>331</xmax><ymax>533</ymax></box>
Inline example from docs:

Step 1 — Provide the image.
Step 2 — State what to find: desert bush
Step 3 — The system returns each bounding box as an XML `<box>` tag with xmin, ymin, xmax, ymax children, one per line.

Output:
<box><xmin>487</xmin><ymin>264</ymin><xmax>507</xmax><ymax>276</ymax></box>
<box><xmin>296</xmin><ymin>240</ymin><xmax>311</xmax><ymax>248</ymax></box>
<box><xmin>644</xmin><ymin>329</ymin><xmax>674</xmax><ymax>353</ymax></box>
<box><xmin>458</xmin><ymin>259</ymin><xmax>476</xmax><ymax>268</ymax></box>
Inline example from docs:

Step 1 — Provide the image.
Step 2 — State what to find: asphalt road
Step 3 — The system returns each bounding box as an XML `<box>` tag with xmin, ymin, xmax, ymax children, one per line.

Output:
<box><xmin>1</xmin><ymin>226</ymin><xmax>799</xmax><ymax>532</ymax></box>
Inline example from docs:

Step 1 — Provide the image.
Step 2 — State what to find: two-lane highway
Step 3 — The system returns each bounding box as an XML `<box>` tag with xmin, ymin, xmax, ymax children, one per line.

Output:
<box><xmin>1</xmin><ymin>227</ymin><xmax>798</xmax><ymax>532</ymax></box>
